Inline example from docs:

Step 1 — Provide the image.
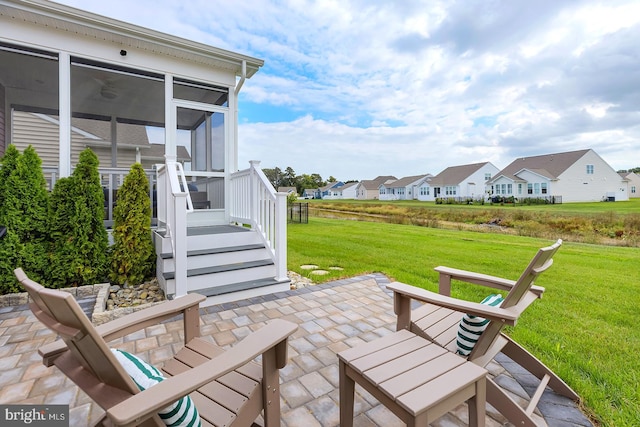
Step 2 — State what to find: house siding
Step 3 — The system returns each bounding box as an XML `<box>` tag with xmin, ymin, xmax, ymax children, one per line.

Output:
<box><xmin>556</xmin><ymin>151</ymin><xmax>628</xmax><ymax>202</ymax></box>
<box><xmin>12</xmin><ymin>111</ymin><xmax>139</xmax><ymax>175</ymax></box>
<box><xmin>623</xmin><ymin>172</ymin><xmax>640</xmax><ymax>198</ymax></box>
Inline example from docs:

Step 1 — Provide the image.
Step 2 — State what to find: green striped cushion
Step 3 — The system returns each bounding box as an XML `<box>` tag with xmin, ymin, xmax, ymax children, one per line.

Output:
<box><xmin>456</xmin><ymin>294</ymin><xmax>504</xmax><ymax>357</ymax></box>
<box><xmin>111</xmin><ymin>349</ymin><xmax>201</xmax><ymax>427</ymax></box>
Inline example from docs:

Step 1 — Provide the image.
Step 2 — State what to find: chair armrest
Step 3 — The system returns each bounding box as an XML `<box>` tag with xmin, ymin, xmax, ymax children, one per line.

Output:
<box><xmin>106</xmin><ymin>318</ymin><xmax>298</xmax><ymax>427</ymax></box>
<box><xmin>39</xmin><ymin>293</ymin><xmax>206</xmax><ymax>364</ymax></box>
<box><xmin>388</xmin><ymin>281</ymin><xmax>518</xmax><ymax>327</ymax></box>
<box><xmin>435</xmin><ymin>266</ymin><xmax>544</xmax><ymax>297</ymax></box>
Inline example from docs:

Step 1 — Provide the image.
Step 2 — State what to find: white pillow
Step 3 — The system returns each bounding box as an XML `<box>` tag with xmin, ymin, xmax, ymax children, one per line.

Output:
<box><xmin>456</xmin><ymin>294</ymin><xmax>504</xmax><ymax>357</ymax></box>
<box><xmin>111</xmin><ymin>349</ymin><xmax>201</xmax><ymax>427</ymax></box>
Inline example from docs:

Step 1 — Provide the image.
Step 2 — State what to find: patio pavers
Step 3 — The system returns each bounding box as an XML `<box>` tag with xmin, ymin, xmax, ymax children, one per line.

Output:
<box><xmin>0</xmin><ymin>274</ymin><xmax>592</xmax><ymax>426</ymax></box>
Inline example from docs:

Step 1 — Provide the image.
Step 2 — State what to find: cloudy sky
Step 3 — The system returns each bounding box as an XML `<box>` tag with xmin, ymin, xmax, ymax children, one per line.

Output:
<box><xmin>59</xmin><ymin>0</ymin><xmax>640</xmax><ymax>181</ymax></box>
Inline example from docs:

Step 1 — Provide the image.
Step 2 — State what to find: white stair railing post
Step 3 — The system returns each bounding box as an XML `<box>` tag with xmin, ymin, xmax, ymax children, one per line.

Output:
<box><xmin>173</xmin><ymin>192</ymin><xmax>188</xmax><ymax>298</ymax></box>
<box><xmin>275</xmin><ymin>192</ymin><xmax>288</xmax><ymax>281</ymax></box>
<box><xmin>249</xmin><ymin>160</ymin><xmax>260</xmax><ymax>230</ymax></box>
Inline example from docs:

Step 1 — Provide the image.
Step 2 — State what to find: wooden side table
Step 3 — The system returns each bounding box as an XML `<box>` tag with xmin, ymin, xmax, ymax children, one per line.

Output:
<box><xmin>338</xmin><ymin>329</ymin><xmax>487</xmax><ymax>427</ymax></box>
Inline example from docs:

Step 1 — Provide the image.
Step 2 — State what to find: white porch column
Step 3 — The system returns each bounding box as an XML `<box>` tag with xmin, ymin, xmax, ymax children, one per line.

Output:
<box><xmin>58</xmin><ymin>52</ymin><xmax>71</xmax><ymax>177</ymax></box>
<box><xmin>164</xmin><ymin>74</ymin><xmax>176</xmax><ymax>163</ymax></box>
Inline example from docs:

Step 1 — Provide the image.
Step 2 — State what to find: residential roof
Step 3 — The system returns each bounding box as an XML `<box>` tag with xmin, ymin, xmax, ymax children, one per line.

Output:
<box><xmin>336</xmin><ymin>182</ymin><xmax>358</xmax><ymax>191</ymax></box>
<box><xmin>489</xmin><ymin>149</ymin><xmax>591</xmax><ymax>184</ymax></box>
<box><xmin>140</xmin><ymin>144</ymin><xmax>191</xmax><ymax>162</ymax></box>
<box><xmin>319</xmin><ymin>182</ymin><xmax>343</xmax><ymax>192</ymax></box>
<box><xmin>277</xmin><ymin>187</ymin><xmax>297</xmax><ymax>194</ymax></box>
<box><xmin>70</xmin><ymin>116</ymin><xmax>191</xmax><ymax>162</ymax></box>
<box><xmin>74</xmin><ymin>117</ymin><xmax>149</xmax><ymax>148</ymax></box>
<box><xmin>429</xmin><ymin>162</ymin><xmax>494</xmax><ymax>186</ymax></box>
<box><xmin>382</xmin><ymin>174</ymin><xmax>430</xmax><ymax>188</ymax></box>
<box><xmin>358</xmin><ymin>175</ymin><xmax>397</xmax><ymax>190</ymax></box>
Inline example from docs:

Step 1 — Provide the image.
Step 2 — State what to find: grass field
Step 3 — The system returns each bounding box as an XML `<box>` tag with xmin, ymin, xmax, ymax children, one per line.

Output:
<box><xmin>288</xmin><ymin>217</ymin><xmax>640</xmax><ymax>426</ymax></box>
<box><xmin>307</xmin><ymin>198</ymin><xmax>640</xmax><ymax>246</ymax></box>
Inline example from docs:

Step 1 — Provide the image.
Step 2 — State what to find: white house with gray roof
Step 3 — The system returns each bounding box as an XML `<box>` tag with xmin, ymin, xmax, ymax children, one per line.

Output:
<box><xmin>323</xmin><ymin>181</ymin><xmax>358</xmax><ymax>199</ymax></box>
<box><xmin>379</xmin><ymin>174</ymin><xmax>431</xmax><ymax>200</ymax></box>
<box><xmin>487</xmin><ymin>149</ymin><xmax>628</xmax><ymax>202</ymax></box>
<box><xmin>419</xmin><ymin>162</ymin><xmax>498</xmax><ymax>201</ymax></box>
<box><xmin>619</xmin><ymin>171</ymin><xmax>640</xmax><ymax>198</ymax></box>
<box><xmin>355</xmin><ymin>175</ymin><xmax>396</xmax><ymax>199</ymax></box>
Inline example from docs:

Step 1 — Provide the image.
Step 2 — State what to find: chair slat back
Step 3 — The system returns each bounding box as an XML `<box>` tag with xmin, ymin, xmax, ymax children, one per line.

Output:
<box><xmin>500</xmin><ymin>239</ymin><xmax>561</xmax><ymax>309</ymax></box>
<box><xmin>15</xmin><ymin>269</ymin><xmax>138</xmax><ymax>395</ymax></box>
<box><xmin>468</xmin><ymin>239</ymin><xmax>562</xmax><ymax>362</ymax></box>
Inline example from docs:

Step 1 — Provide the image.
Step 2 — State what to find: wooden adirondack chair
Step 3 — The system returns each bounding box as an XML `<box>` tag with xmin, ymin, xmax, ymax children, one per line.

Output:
<box><xmin>15</xmin><ymin>268</ymin><xmax>297</xmax><ymax>427</ymax></box>
<box><xmin>387</xmin><ymin>239</ymin><xmax>579</xmax><ymax>427</ymax></box>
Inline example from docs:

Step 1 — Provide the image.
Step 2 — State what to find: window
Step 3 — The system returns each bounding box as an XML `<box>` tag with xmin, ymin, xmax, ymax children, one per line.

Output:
<box><xmin>501</xmin><ymin>184</ymin><xmax>506</xmax><ymax>194</ymax></box>
<box><xmin>518</xmin><ymin>183</ymin><xmax>523</xmax><ymax>195</ymax></box>
<box><xmin>541</xmin><ymin>183</ymin><xmax>547</xmax><ymax>194</ymax></box>
<box><xmin>632</xmin><ymin>186</ymin><xmax>637</xmax><ymax>194</ymax></box>
<box><xmin>484</xmin><ymin>173</ymin><xmax>492</xmax><ymax>180</ymax></box>
<box><xmin>445</xmin><ymin>186</ymin><xmax>457</xmax><ymax>195</ymax></box>
<box><xmin>507</xmin><ymin>184</ymin><xmax>512</xmax><ymax>194</ymax></box>
<box><xmin>534</xmin><ymin>183</ymin><xmax>540</xmax><ymax>194</ymax></box>
<box><xmin>527</xmin><ymin>183</ymin><xmax>533</xmax><ymax>194</ymax></box>
<box><xmin>586</xmin><ymin>164</ymin><xmax>594</xmax><ymax>174</ymax></box>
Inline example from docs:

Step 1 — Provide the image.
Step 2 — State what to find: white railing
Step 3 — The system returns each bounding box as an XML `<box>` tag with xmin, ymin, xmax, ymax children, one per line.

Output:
<box><xmin>230</xmin><ymin>160</ymin><xmax>288</xmax><ymax>282</ymax></box>
<box><xmin>157</xmin><ymin>162</ymin><xmax>192</xmax><ymax>297</ymax></box>
<box><xmin>43</xmin><ymin>166</ymin><xmax>157</xmax><ymax>226</ymax></box>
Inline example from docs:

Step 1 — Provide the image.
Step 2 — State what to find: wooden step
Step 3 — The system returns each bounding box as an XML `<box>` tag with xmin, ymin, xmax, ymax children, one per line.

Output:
<box><xmin>160</xmin><ymin>244</ymin><xmax>266</xmax><ymax>259</ymax></box>
<box><xmin>162</xmin><ymin>259</ymin><xmax>274</xmax><ymax>280</ymax></box>
<box><xmin>190</xmin><ymin>278</ymin><xmax>290</xmax><ymax>298</ymax></box>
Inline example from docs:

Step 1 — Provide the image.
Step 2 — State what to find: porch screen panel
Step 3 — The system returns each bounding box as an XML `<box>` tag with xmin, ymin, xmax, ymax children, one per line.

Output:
<box><xmin>0</xmin><ymin>43</ymin><xmax>59</xmax><ymax>175</ymax></box>
<box><xmin>211</xmin><ymin>112</ymin><xmax>225</xmax><ymax>172</ymax></box>
<box><xmin>70</xmin><ymin>59</ymin><xmax>164</xmax><ymax>168</ymax></box>
<box><xmin>0</xmin><ymin>84</ymin><xmax>5</xmax><ymax>154</ymax></box>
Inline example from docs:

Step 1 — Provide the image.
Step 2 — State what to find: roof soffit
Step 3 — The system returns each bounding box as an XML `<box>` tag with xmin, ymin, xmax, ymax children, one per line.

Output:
<box><xmin>0</xmin><ymin>0</ymin><xmax>263</xmax><ymax>77</ymax></box>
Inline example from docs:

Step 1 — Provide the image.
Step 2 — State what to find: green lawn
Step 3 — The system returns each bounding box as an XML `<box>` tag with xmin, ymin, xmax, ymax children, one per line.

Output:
<box><xmin>288</xmin><ymin>217</ymin><xmax>640</xmax><ymax>426</ymax></box>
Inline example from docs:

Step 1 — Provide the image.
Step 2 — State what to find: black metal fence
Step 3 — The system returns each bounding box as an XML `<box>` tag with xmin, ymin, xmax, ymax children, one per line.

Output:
<box><xmin>289</xmin><ymin>203</ymin><xmax>308</xmax><ymax>223</ymax></box>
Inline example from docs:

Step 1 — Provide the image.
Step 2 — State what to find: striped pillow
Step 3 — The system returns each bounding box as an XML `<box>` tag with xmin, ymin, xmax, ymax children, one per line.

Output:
<box><xmin>111</xmin><ymin>349</ymin><xmax>201</xmax><ymax>427</ymax></box>
<box><xmin>456</xmin><ymin>294</ymin><xmax>504</xmax><ymax>357</ymax></box>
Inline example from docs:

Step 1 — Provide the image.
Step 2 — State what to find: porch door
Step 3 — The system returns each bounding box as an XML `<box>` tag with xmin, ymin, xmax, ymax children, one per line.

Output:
<box><xmin>175</xmin><ymin>103</ymin><xmax>228</xmax><ymax>227</ymax></box>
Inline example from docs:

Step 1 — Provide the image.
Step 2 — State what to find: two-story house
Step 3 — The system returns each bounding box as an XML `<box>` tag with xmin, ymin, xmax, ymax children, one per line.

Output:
<box><xmin>487</xmin><ymin>149</ymin><xmax>628</xmax><ymax>202</ymax></box>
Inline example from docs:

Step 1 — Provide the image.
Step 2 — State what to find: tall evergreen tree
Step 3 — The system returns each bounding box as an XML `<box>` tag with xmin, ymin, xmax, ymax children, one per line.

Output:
<box><xmin>0</xmin><ymin>144</ymin><xmax>20</xmax><ymax>221</ymax></box>
<box><xmin>49</xmin><ymin>148</ymin><xmax>109</xmax><ymax>287</ymax></box>
<box><xmin>109</xmin><ymin>163</ymin><xmax>155</xmax><ymax>286</ymax></box>
<box><xmin>0</xmin><ymin>146</ymin><xmax>49</xmax><ymax>287</ymax></box>
<box><xmin>0</xmin><ymin>145</ymin><xmax>23</xmax><ymax>292</ymax></box>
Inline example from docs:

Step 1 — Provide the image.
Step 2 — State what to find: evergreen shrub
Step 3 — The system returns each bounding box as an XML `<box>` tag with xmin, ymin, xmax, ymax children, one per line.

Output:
<box><xmin>110</xmin><ymin>163</ymin><xmax>156</xmax><ymax>286</ymax></box>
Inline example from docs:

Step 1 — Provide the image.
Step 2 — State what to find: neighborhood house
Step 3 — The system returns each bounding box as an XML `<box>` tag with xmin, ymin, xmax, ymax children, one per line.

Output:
<box><xmin>487</xmin><ymin>149</ymin><xmax>628</xmax><ymax>203</ymax></box>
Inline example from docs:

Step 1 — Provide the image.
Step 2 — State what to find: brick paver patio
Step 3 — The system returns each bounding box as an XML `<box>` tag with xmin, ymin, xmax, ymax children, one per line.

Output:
<box><xmin>0</xmin><ymin>274</ymin><xmax>592</xmax><ymax>426</ymax></box>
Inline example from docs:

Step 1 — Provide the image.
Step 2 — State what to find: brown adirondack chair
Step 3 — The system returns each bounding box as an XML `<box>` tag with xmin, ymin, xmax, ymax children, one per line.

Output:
<box><xmin>387</xmin><ymin>239</ymin><xmax>579</xmax><ymax>427</ymax></box>
<box><xmin>15</xmin><ymin>268</ymin><xmax>297</xmax><ymax>427</ymax></box>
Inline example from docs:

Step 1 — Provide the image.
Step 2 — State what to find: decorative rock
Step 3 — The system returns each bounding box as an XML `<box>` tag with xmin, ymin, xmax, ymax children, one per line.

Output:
<box><xmin>105</xmin><ymin>279</ymin><xmax>166</xmax><ymax>310</ymax></box>
<box><xmin>310</xmin><ymin>270</ymin><xmax>329</xmax><ymax>275</ymax></box>
<box><xmin>329</xmin><ymin>266</ymin><xmax>344</xmax><ymax>270</ymax></box>
<box><xmin>300</xmin><ymin>264</ymin><xmax>319</xmax><ymax>270</ymax></box>
<box><xmin>288</xmin><ymin>271</ymin><xmax>315</xmax><ymax>290</ymax></box>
